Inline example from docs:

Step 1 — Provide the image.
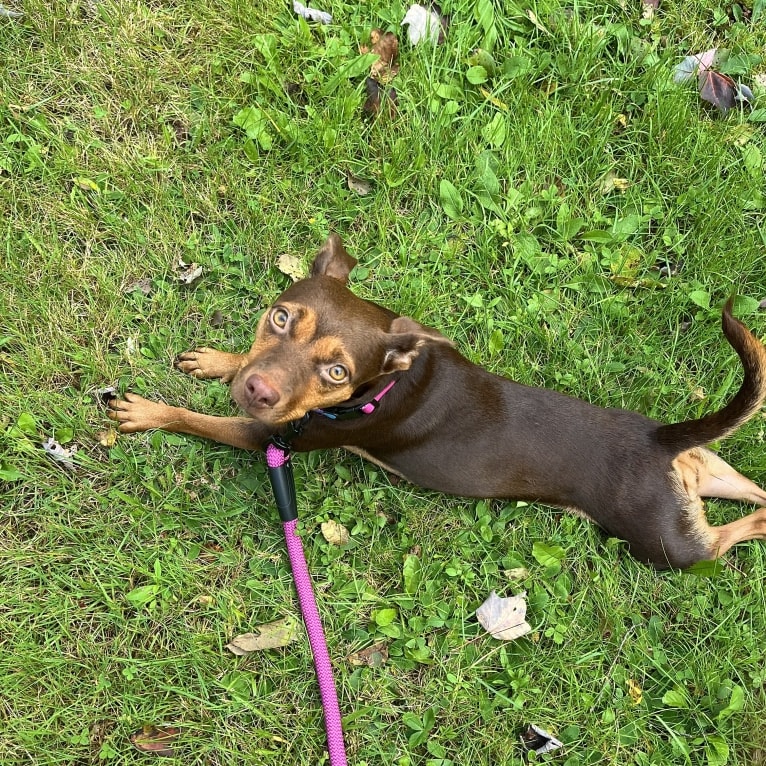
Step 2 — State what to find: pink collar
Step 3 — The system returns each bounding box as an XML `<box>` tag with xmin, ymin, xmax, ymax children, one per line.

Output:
<box><xmin>313</xmin><ymin>378</ymin><xmax>397</xmax><ymax>421</ymax></box>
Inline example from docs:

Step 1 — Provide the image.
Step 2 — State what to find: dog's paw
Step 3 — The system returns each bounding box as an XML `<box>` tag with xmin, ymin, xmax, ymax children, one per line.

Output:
<box><xmin>107</xmin><ymin>393</ymin><xmax>179</xmax><ymax>433</ymax></box>
<box><xmin>176</xmin><ymin>347</ymin><xmax>243</xmax><ymax>383</ymax></box>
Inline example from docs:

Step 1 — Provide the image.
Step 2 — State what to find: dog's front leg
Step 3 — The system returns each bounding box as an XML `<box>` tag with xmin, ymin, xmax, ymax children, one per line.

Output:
<box><xmin>107</xmin><ymin>393</ymin><xmax>269</xmax><ymax>450</ymax></box>
<box><xmin>176</xmin><ymin>347</ymin><xmax>246</xmax><ymax>383</ymax></box>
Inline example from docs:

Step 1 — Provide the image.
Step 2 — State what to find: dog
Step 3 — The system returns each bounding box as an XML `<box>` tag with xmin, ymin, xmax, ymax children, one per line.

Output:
<box><xmin>109</xmin><ymin>234</ymin><xmax>766</xmax><ymax>569</ymax></box>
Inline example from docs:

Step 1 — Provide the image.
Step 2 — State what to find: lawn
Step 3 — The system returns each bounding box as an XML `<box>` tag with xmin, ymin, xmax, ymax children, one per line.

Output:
<box><xmin>1</xmin><ymin>0</ymin><xmax>765</xmax><ymax>764</ymax></box>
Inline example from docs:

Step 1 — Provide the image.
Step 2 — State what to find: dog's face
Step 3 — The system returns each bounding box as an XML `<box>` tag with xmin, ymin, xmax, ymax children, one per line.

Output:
<box><xmin>230</xmin><ymin>235</ymin><xmax>450</xmax><ymax>425</ymax></box>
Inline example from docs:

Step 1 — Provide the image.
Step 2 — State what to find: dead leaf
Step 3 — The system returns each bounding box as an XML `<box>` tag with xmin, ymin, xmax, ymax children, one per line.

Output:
<box><xmin>96</xmin><ymin>429</ymin><xmax>117</xmax><ymax>448</ymax></box>
<box><xmin>96</xmin><ymin>386</ymin><xmax>117</xmax><ymax>404</ymax></box>
<box><xmin>0</xmin><ymin>5</ymin><xmax>24</xmax><ymax>18</ymax></box>
<box><xmin>598</xmin><ymin>170</ymin><xmax>630</xmax><ymax>194</ymax></box>
<box><xmin>364</xmin><ymin>30</ymin><xmax>399</xmax><ymax>83</ymax></box>
<box><xmin>277</xmin><ymin>253</ymin><xmax>306</xmax><ymax>281</ymax></box>
<box><xmin>210</xmin><ymin>309</ymin><xmax>225</xmax><ymax>328</ymax></box>
<box><xmin>42</xmin><ymin>438</ymin><xmax>76</xmax><ymax>471</ymax></box>
<box><xmin>699</xmin><ymin>69</ymin><xmax>736</xmax><ymax>113</ymax></box>
<box><xmin>172</xmin><ymin>257</ymin><xmax>203</xmax><ymax>285</ymax></box>
<box><xmin>520</xmin><ymin>724</ymin><xmax>563</xmax><ymax>755</ymax></box>
<box><xmin>348</xmin><ymin>641</ymin><xmax>388</xmax><ymax>667</ymax></box>
<box><xmin>691</xmin><ymin>386</ymin><xmax>706</xmax><ymax>401</ymax></box>
<box><xmin>642</xmin><ymin>0</ymin><xmax>659</xmax><ymax>20</ymax></box>
<box><xmin>401</xmin><ymin>4</ymin><xmax>447</xmax><ymax>45</ymax></box>
<box><xmin>130</xmin><ymin>725</ymin><xmax>181</xmax><ymax>757</ymax></box>
<box><xmin>479</xmin><ymin>87</ymin><xmax>509</xmax><ymax>111</ymax></box>
<box><xmin>124</xmin><ymin>277</ymin><xmax>152</xmax><ymax>296</ymax></box>
<box><xmin>673</xmin><ymin>48</ymin><xmax>717</xmax><ymax>84</ymax></box>
<box><xmin>226</xmin><ymin>616</ymin><xmax>300</xmax><ymax>655</ymax></box>
<box><xmin>347</xmin><ymin>171</ymin><xmax>373</xmax><ymax>196</ymax></box>
<box><xmin>321</xmin><ymin>520</ymin><xmax>350</xmax><ymax>546</ymax></box>
<box><xmin>363</xmin><ymin>77</ymin><xmax>398</xmax><ymax>119</ymax></box>
<box><xmin>504</xmin><ymin>567</ymin><xmax>529</xmax><ymax>581</ymax></box>
<box><xmin>293</xmin><ymin>0</ymin><xmax>331</xmax><ymax>24</ymax></box>
<box><xmin>627</xmin><ymin>678</ymin><xmax>643</xmax><ymax>705</ymax></box>
<box><xmin>526</xmin><ymin>9</ymin><xmax>550</xmax><ymax>34</ymax></box>
<box><xmin>476</xmin><ymin>591</ymin><xmax>531</xmax><ymax>641</ymax></box>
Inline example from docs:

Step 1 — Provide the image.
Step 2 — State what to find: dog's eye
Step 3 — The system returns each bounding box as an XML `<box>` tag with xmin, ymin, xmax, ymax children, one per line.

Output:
<box><xmin>327</xmin><ymin>364</ymin><xmax>348</xmax><ymax>382</ymax></box>
<box><xmin>271</xmin><ymin>308</ymin><xmax>289</xmax><ymax>328</ymax></box>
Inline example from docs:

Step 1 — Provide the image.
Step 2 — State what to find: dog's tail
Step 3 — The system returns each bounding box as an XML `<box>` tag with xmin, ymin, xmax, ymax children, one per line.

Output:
<box><xmin>654</xmin><ymin>299</ymin><xmax>766</xmax><ymax>453</ymax></box>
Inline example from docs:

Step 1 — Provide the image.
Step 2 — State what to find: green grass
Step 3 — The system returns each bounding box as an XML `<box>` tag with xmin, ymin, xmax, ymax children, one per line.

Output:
<box><xmin>2</xmin><ymin>0</ymin><xmax>766</xmax><ymax>763</ymax></box>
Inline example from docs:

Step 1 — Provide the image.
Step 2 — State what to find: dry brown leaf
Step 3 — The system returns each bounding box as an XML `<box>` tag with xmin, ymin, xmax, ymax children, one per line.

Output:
<box><xmin>627</xmin><ymin>678</ymin><xmax>643</xmax><ymax>705</ymax></box>
<box><xmin>599</xmin><ymin>170</ymin><xmax>630</xmax><ymax>194</ymax></box>
<box><xmin>226</xmin><ymin>616</ymin><xmax>300</xmax><ymax>655</ymax></box>
<box><xmin>172</xmin><ymin>257</ymin><xmax>203</xmax><ymax>285</ymax></box>
<box><xmin>363</xmin><ymin>77</ymin><xmax>398</xmax><ymax>119</ymax></box>
<box><xmin>347</xmin><ymin>171</ymin><xmax>373</xmax><ymax>196</ymax></box>
<box><xmin>130</xmin><ymin>725</ymin><xmax>181</xmax><ymax>757</ymax></box>
<box><xmin>368</xmin><ymin>29</ymin><xmax>399</xmax><ymax>82</ymax></box>
<box><xmin>348</xmin><ymin>641</ymin><xmax>389</xmax><ymax>667</ymax></box>
<box><xmin>321</xmin><ymin>520</ymin><xmax>350</xmax><ymax>546</ymax></box>
<box><xmin>96</xmin><ymin>429</ymin><xmax>117</xmax><ymax>448</ymax></box>
<box><xmin>476</xmin><ymin>591</ymin><xmax>531</xmax><ymax>641</ymax></box>
<box><xmin>277</xmin><ymin>253</ymin><xmax>306</xmax><ymax>282</ymax></box>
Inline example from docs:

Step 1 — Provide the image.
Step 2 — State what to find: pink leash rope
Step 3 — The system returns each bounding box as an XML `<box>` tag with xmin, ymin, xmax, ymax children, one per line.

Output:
<box><xmin>266</xmin><ymin>442</ymin><xmax>348</xmax><ymax>766</ymax></box>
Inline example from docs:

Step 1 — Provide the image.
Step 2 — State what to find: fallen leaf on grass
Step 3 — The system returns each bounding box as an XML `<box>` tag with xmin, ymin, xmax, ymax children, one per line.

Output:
<box><xmin>277</xmin><ymin>253</ymin><xmax>306</xmax><ymax>282</ymax></box>
<box><xmin>172</xmin><ymin>258</ymin><xmax>203</xmax><ymax>285</ymax></box>
<box><xmin>699</xmin><ymin>69</ymin><xmax>737</xmax><ymax>113</ymax></box>
<box><xmin>361</xmin><ymin>29</ymin><xmax>399</xmax><ymax>83</ymax></box>
<box><xmin>520</xmin><ymin>724</ymin><xmax>563</xmax><ymax>755</ymax></box>
<box><xmin>476</xmin><ymin>591</ymin><xmax>531</xmax><ymax>641</ymax></box>
<box><xmin>347</xmin><ymin>171</ymin><xmax>373</xmax><ymax>196</ymax></box>
<box><xmin>321</xmin><ymin>520</ymin><xmax>350</xmax><ymax>546</ymax></box>
<box><xmin>348</xmin><ymin>641</ymin><xmax>389</xmax><ymax>667</ymax></box>
<box><xmin>673</xmin><ymin>49</ymin><xmax>718</xmax><ymax>84</ymax></box>
<box><xmin>124</xmin><ymin>277</ymin><xmax>152</xmax><ymax>296</ymax></box>
<box><xmin>642</xmin><ymin>0</ymin><xmax>659</xmax><ymax>20</ymax></box>
<box><xmin>42</xmin><ymin>438</ymin><xmax>76</xmax><ymax>471</ymax></box>
<box><xmin>627</xmin><ymin>678</ymin><xmax>643</xmax><ymax>705</ymax></box>
<box><xmin>525</xmin><ymin>9</ymin><xmax>550</xmax><ymax>34</ymax></box>
<box><xmin>401</xmin><ymin>4</ymin><xmax>447</xmax><ymax>45</ymax></box>
<box><xmin>130</xmin><ymin>725</ymin><xmax>181</xmax><ymax>757</ymax></box>
<box><xmin>96</xmin><ymin>429</ymin><xmax>117</xmax><ymax>448</ymax></box>
<box><xmin>293</xmin><ymin>1</ymin><xmax>331</xmax><ymax>24</ymax></box>
<box><xmin>363</xmin><ymin>77</ymin><xmax>398</xmax><ymax>119</ymax></box>
<box><xmin>0</xmin><ymin>5</ymin><xmax>23</xmax><ymax>18</ymax></box>
<box><xmin>598</xmin><ymin>170</ymin><xmax>630</xmax><ymax>194</ymax></box>
<box><xmin>226</xmin><ymin>617</ymin><xmax>300</xmax><ymax>655</ymax></box>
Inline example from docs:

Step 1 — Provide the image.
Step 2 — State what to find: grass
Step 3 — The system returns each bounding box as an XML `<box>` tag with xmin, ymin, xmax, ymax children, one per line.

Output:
<box><xmin>1</xmin><ymin>0</ymin><xmax>766</xmax><ymax>763</ymax></box>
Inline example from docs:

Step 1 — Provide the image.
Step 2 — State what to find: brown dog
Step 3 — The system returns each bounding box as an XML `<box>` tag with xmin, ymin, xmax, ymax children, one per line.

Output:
<box><xmin>109</xmin><ymin>235</ymin><xmax>766</xmax><ymax>569</ymax></box>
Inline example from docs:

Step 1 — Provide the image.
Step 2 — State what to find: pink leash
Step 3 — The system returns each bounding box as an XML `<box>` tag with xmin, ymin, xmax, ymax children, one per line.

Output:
<box><xmin>265</xmin><ymin>441</ymin><xmax>348</xmax><ymax>766</ymax></box>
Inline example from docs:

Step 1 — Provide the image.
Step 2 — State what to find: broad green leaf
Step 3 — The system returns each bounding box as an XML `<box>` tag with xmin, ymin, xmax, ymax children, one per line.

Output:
<box><xmin>705</xmin><ymin>735</ymin><xmax>730</xmax><ymax>766</ymax></box>
<box><xmin>321</xmin><ymin>53</ymin><xmax>379</xmax><ymax>95</ymax></box>
<box><xmin>125</xmin><ymin>584</ymin><xmax>160</xmax><ymax>608</ymax></box>
<box><xmin>481</xmin><ymin>112</ymin><xmax>506</xmax><ymax>148</ymax></box>
<box><xmin>373</xmin><ymin>608</ymin><xmax>397</xmax><ymax>627</ymax></box>
<box><xmin>532</xmin><ymin>541</ymin><xmax>566</xmax><ymax>567</ymax></box>
<box><xmin>466</xmin><ymin>65</ymin><xmax>489</xmax><ymax>85</ymax></box>
<box><xmin>662</xmin><ymin>689</ymin><xmax>689</xmax><ymax>708</ymax></box>
<box><xmin>688</xmin><ymin>290</ymin><xmax>711</xmax><ymax>310</ymax></box>
<box><xmin>403</xmin><ymin>554</ymin><xmax>422</xmax><ymax>595</ymax></box>
<box><xmin>684</xmin><ymin>559</ymin><xmax>723</xmax><ymax>578</ymax></box>
<box><xmin>717</xmin><ymin>685</ymin><xmax>744</xmax><ymax>721</ymax></box>
<box><xmin>439</xmin><ymin>179</ymin><xmax>464</xmax><ymax>220</ymax></box>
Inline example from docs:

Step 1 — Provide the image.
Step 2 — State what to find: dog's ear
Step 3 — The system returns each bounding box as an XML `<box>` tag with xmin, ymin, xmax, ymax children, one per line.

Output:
<box><xmin>311</xmin><ymin>233</ymin><xmax>357</xmax><ymax>283</ymax></box>
<box><xmin>381</xmin><ymin>316</ymin><xmax>454</xmax><ymax>373</ymax></box>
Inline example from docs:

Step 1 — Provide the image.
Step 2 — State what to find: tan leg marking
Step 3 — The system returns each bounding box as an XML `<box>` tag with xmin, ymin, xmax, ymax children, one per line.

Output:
<box><xmin>672</xmin><ymin>448</ymin><xmax>766</xmax><ymax>559</ymax></box>
<box><xmin>176</xmin><ymin>347</ymin><xmax>246</xmax><ymax>383</ymax></box>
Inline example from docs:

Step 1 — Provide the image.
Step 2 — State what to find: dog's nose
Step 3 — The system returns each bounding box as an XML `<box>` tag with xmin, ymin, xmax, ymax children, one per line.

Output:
<box><xmin>244</xmin><ymin>374</ymin><xmax>281</xmax><ymax>408</ymax></box>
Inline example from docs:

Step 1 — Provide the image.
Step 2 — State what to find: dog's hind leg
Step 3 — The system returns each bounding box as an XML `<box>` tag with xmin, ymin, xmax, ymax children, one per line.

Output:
<box><xmin>696</xmin><ymin>448</ymin><xmax>766</xmax><ymax>505</ymax></box>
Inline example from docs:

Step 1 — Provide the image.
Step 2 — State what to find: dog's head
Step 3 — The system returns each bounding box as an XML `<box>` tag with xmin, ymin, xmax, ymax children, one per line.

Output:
<box><xmin>230</xmin><ymin>234</ymin><xmax>450</xmax><ymax>425</ymax></box>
